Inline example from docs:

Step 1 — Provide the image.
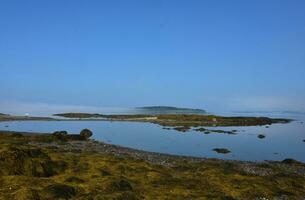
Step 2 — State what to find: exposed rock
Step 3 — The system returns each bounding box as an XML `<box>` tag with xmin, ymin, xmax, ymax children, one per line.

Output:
<box><xmin>80</xmin><ymin>129</ymin><xmax>93</xmax><ymax>140</ymax></box>
<box><xmin>52</xmin><ymin>131</ymin><xmax>68</xmax><ymax>141</ymax></box>
<box><xmin>53</xmin><ymin>131</ymin><xmax>68</xmax><ymax>135</ymax></box>
<box><xmin>194</xmin><ymin>128</ymin><xmax>207</xmax><ymax>132</ymax></box>
<box><xmin>173</xmin><ymin>126</ymin><xmax>190</xmax><ymax>132</ymax></box>
<box><xmin>258</xmin><ymin>134</ymin><xmax>266</xmax><ymax>139</ymax></box>
<box><xmin>195</xmin><ymin>128</ymin><xmax>236</xmax><ymax>135</ymax></box>
<box><xmin>213</xmin><ymin>148</ymin><xmax>231</xmax><ymax>154</ymax></box>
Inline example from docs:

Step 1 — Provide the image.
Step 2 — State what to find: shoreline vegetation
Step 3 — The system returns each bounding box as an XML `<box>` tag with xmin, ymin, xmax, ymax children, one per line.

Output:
<box><xmin>0</xmin><ymin>130</ymin><xmax>305</xmax><ymax>199</ymax></box>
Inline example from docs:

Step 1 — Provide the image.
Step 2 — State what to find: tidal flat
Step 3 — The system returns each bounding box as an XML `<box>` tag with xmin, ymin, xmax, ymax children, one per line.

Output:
<box><xmin>0</xmin><ymin>130</ymin><xmax>305</xmax><ymax>199</ymax></box>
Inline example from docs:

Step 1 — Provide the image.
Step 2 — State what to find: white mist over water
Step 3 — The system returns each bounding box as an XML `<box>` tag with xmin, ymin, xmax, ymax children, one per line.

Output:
<box><xmin>0</xmin><ymin>101</ymin><xmax>135</xmax><ymax>117</ymax></box>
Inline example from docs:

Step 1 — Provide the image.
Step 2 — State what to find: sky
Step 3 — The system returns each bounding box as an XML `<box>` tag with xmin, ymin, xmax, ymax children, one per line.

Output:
<box><xmin>1</xmin><ymin>0</ymin><xmax>305</xmax><ymax>115</ymax></box>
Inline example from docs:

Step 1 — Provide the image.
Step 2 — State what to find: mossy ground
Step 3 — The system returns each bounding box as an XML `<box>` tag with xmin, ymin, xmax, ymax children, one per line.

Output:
<box><xmin>0</xmin><ymin>132</ymin><xmax>304</xmax><ymax>200</ymax></box>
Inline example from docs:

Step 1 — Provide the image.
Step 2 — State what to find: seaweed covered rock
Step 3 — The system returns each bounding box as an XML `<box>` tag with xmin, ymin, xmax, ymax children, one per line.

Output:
<box><xmin>0</xmin><ymin>147</ymin><xmax>66</xmax><ymax>177</ymax></box>
<box><xmin>80</xmin><ymin>129</ymin><xmax>93</xmax><ymax>140</ymax></box>
<box><xmin>41</xmin><ymin>184</ymin><xmax>76</xmax><ymax>199</ymax></box>
<box><xmin>52</xmin><ymin>131</ymin><xmax>68</xmax><ymax>141</ymax></box>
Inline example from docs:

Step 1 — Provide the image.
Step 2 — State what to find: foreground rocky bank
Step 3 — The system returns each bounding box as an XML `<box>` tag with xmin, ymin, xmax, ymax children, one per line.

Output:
<box><xmin>0</xmin><ymin>130</ymin><xmax>304</xmax><ymax>199</ymax></box>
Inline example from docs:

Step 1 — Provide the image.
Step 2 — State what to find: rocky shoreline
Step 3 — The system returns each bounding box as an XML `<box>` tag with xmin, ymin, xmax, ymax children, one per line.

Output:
<box><xmin>0</xmin><ymin>130</ymin><xmax>305</xmax><ymax>199</ymax></box>
<box><xmin>1</xmin><ymin>130</ymin><xmax>304</xmax><ymax>173</ymax></box>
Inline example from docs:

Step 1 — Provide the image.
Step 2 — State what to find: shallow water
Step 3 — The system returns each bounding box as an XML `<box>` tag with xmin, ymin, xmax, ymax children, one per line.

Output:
<box><xmin>1</xmin><ymin>112</ymin><xmax>305</xmax><ymax>162</ymax></box>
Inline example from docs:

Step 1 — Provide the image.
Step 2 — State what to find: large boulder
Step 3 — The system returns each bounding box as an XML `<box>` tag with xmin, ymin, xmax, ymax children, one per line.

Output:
<box><xmin>80</xmin><ymin>129</ymin><xmax>93</xmax><ymax>140</ymax></box>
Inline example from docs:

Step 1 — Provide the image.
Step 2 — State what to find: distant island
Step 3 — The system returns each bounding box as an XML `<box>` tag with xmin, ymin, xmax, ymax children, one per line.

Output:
<box><xmin>53</xmin><ymin>112</ymin><xmax>290</xmax><ymax>127</ymax></box>
<box><xmin>135</xmin><ymin>106</ymin><xmax>206</xmax><ymax>114</ymax></box>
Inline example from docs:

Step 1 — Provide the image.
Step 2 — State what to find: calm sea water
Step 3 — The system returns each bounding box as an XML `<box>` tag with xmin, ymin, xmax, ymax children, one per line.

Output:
<box><xmin>1</xmin><ymin>112</ymin><xmax>305</xmax><ymax>162</ymax></box>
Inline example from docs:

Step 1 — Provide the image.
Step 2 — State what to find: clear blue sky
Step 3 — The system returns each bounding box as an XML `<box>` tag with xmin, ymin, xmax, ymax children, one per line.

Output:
<box><xmin>1</xmin><ymin>0</ymin><xmax>305</xmax><ymax>113</ymax></box>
